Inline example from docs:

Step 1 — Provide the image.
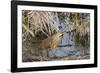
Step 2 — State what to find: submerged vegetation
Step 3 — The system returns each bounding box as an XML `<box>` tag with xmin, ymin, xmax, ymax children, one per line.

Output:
<box><xmin>22</xmin><ymin>10</ymin><xmax>90</xmax><ymax>62</ymax></box>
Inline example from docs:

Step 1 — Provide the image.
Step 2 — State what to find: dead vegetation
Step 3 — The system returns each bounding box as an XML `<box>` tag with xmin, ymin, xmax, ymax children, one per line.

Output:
<box><xmin>22</xmin><ymin>10</ymin><xmax>90</xmax><ymax>62</ymax></box>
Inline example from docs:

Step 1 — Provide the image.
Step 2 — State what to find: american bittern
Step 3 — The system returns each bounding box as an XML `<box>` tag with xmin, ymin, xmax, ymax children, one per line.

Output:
<box><xmin>35</xmin><ymin>32</ymin><xmax>64</xmax><ymax>59</ymax></box>
<box><xmin>38</xmin><ymin>32</ymin><xmax>64</xmax><ymax>49</ymax></box>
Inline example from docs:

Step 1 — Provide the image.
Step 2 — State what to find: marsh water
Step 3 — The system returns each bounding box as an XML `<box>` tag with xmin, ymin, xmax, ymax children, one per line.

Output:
<box><xmin>48</xmin><ymin>12</ymin><xmax>90</xmax><ymax>58</ymax></box>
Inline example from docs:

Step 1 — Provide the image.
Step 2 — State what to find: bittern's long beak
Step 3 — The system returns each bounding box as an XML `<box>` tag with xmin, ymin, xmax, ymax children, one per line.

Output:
<box><xmin>60</xmin><ymin>32</ymin><xmax>64</xmax><ymax>36</ymax></box>
<box><xmin>61</xmin><ymin>32</ymin><xmax>64</xmax><ymax>35</ymax></box>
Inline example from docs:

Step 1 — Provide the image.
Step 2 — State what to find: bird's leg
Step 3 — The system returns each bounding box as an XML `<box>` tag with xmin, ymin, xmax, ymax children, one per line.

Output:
<box><xmin>47</xmin><ymin>49</ymin><xmax>50</xmax><ymax>58</ymax></box>
<box><xmin>54</xmin><ymin>49</ymin><xmax>57</xmax><ymax>58</ymax></box>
